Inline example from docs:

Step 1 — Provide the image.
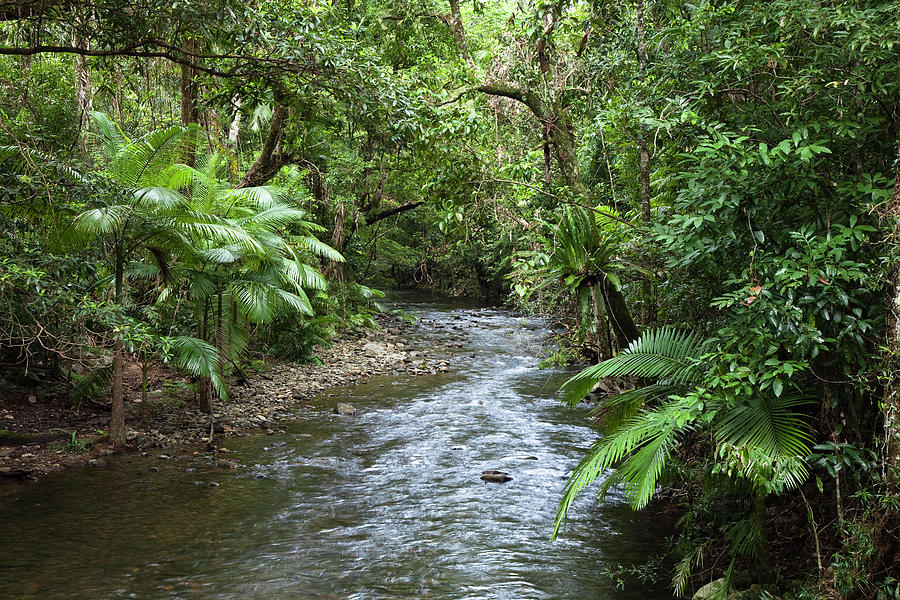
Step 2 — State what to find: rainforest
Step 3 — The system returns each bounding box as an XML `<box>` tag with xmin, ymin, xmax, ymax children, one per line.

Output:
<box><xmin>0</xmin><ymin>1</ymin><xmax>898</xmax><ymax>598</ymax></box>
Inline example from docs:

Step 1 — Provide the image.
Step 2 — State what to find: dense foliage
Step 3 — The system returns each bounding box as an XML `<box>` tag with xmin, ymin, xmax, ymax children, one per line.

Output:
<box><xmin>1</xmin><ymin>0</ymin><xmax>899</xmax><ymax>597</ymax></box>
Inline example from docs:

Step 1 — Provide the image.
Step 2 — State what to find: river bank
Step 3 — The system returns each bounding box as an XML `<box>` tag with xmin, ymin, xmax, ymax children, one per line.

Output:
<box><xmin>0</xmin><ymin>313</ymin><xmax>449</xmax><ymax>480</ymax></box>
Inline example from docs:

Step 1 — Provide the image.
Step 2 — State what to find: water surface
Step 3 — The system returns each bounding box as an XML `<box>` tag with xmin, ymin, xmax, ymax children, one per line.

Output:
<box><xmin>0</xmin><ymin>292</ymin><xmax>672</xmax><ymax>599</ymax></box>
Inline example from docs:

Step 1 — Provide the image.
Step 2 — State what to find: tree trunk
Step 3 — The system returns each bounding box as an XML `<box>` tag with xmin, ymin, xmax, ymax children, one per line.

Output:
<box><xmin>215</xmin><ymin>292</ymin><xmax>225</xmax><ymax>387</ymax></box>
<box><xmin>180</xmin><ymin>38</ymin><xmax>199</xmax><ymax>128</ymax></box>
<box><xmin>240</xmin><ymin>101</ymin><xmax>289</xmax><ymax>188</ymax></box>
<box><xmin>869</xmin><ymin>48</ymin><xmax>900</xmax><ymax>588</ymax></box>
<box><xmin>598</xmin><ymin>273</ymin><xmax>639</xmax><ymax>349</ymax></box>
<box><xmin>112</xmin><ymin>67</ymin><xmax>124</xmax><ymax>126</ymax></box>
<box><xmin>590</xmin><ymin>284</ymin><xmax>605</xmax><ymax>360</ymax></box>
<box><xmin>639</xmin><ymin>138</ymin><xmax>651</xmax><ymax>324</ymax></box>
<box><xmin>109</xmin><ymin>243</ymin><xmax>125</xmax><ymax>446</ymax></box>
<box><xmin>872</xmin><ymin>113</ymin><xmax>900</xmax><ymax>587</ymax></box>
<box><xmin>198</xmin><ymin>300</ymin><xmax>211</xmax><ymax>413</ymax></box>
<box><xmin>448</xmin><ymin>0</ymin><xmax>476</xmax><ymax>69</ymax></box>
<box><xmin>636</xmin><ymin>0</ymin><xmax>653</xmax><ymax>326</ymax></box>
<box><xmin>228</xmin><ymin>94</ymin><xmax>242</xmax><ymax>145</ymax></box>
<box><xmin>73</xmin><ymin>32</ymin><xmax>92</xmax><ymax>156</ymax></box>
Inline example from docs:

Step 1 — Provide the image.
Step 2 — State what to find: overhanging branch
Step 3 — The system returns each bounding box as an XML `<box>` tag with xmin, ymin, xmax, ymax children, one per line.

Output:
<box><xmin>366</xmin><ymin>200</ymin><xmax>426</xmax><ymax>225</ymax></box>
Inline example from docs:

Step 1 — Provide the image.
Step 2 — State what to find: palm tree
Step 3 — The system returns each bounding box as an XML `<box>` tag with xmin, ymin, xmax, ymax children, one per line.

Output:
<box><xmin>70</xmin><ymin>114</ymin><xmax>250</xmax><ymax>444</ymax></box>
<box><xmin>176</xmin><ymin>154</ymin><xmax>343</xmax><ymax>413</ymax></box>
<box><xmin>553</xmin><ymin>328</ymin><xmax>813</xmax><ymax>586</ymax></box>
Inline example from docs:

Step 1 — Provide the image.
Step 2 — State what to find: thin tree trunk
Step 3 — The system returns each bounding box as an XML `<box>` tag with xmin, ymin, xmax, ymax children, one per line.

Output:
<box><xmin>636</xmin><ymin>0</ymin><xmax>653</xmax><ymax>326</ymax></box>
<box><xmin>180</xmin><ymin>38</ymin><xmax>199</xmax><ymax>128</ymax></box>
<box><xmin>448</xmin><ymin>0</ymin><xmax>476</xmax><ymax>70</ymax></box>
<box><xmin>871</xmin><ymin>100</ymin><xmax>900</xmax><ymax>587</ymax></box>
<box><xmin>228</xmin><ymin>94</ymin><xmax>242</xmax><ymax>145</ymax></box>
<box><xmin>590</xmin><ymin>285</ymin><xmax>604</xmax><ymax>360</ymax></box>
<box><xmin>73</xmin><ymin>32</ymin><xmax>92</xmax><ymax>156</ymax></box>
<box><xmin>109</xmin><ymin>243</ymin><xmax>125</xmax><ymax>446</ymax></box>
<box><xmin>112</xmin><ymin>67</ymin><xmax>124</xmax><ymax>126</ymax></box>
<box><xmin>598</xmin><ymin>273</ymin><xmax>639</xmax><ymax>349</ymax></box>
<box><xmin>198</xmin><ymin>300</ymin><xmax>211</xmax><ymax>413</ymax></box>
<box><xmin>868</xmin><ymin>50</ymin><xmax>900</xmax><ymax>589</ymax></box>
<box><xmin>240</xmin><ymin>101</ymin><xmax>289</xmax><ymax>188</ymax></box>
<box><xmin>215</xmin><ymin>292</ymin><xmax>225</xmax><ymax>385</ymax></box>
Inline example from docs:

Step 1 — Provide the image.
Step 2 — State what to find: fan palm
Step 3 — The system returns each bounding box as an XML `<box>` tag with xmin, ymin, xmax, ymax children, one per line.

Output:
<box><xmin>554</xmin><ymin>328</ymin><xmax>813</xmax><ymax>544</ymax></box>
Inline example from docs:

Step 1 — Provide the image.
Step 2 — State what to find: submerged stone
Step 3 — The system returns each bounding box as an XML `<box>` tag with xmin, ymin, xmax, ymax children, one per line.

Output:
<box><xmin>481</xmin><ymin>470</ymin><xmax>513</xmax><ymax>483</ymax></box>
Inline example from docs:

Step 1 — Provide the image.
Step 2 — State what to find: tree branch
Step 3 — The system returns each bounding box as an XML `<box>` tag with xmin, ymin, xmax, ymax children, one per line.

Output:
<box><xmin>475</xmin><ymin>80</ymin><xmax>549</xmax><ymax>119</ymax></box>
<box><xmin>365</xmin><ymin>200</ymin><xmax>426</xmax><ymax>225</ymax></box>
<box><xmin>239</xmin><ymin>100</ymin><xmax>289</xmax><ymax>188</ymax></box>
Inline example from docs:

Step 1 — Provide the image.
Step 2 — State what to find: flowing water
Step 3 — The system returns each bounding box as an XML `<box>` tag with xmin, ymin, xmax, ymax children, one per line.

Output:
<box><xmin>0</xmin><ymin>292</ymin><xmax>673</xmax><ymax>599</ymax></box>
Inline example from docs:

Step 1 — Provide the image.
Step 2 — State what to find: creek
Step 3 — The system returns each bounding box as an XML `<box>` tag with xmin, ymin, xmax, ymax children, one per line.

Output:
<box><xmin>0</xmin><ymin>292</ymin><xmax>672</xmax><ymax>599</ymax></box>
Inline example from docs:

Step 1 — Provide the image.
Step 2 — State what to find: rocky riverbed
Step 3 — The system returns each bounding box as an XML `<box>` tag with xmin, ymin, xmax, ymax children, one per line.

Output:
<box><xmin>0</xmin><ymin>314</ymin><xmax>451</xmax><ymax>480</ymax></box>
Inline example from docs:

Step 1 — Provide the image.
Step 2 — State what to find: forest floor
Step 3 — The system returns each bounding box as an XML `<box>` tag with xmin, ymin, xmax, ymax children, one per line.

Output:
<box><xmin>0</xmin><ymin>314</ymin><xmax>448</xmax><ymax>480</ymax></box>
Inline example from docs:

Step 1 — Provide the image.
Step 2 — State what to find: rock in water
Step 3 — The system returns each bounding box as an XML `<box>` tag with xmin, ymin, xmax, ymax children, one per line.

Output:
<box><xmin>334</xmin><ymin>403</ymin><xmax>357</xmax><ymax>416</ymax></box>
<box><xmin>481</xmin><ymin>470</ymin><xmax>513</xmax><ymax>483</ymax></box>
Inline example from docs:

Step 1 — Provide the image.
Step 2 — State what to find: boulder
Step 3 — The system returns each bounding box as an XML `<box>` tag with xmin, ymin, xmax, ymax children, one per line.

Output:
<box><xmin>693</xmin><ymin>578</ymin><xmax>730</xmax><ymax>600</ymax></box>
<box><xmin>334</xmin><ymin>403</ymin><xmax>357</xmax><ymax>416</ymax></box>
<box><xmin>362</xmin><ymin>342</ymin><xmax>385</xmax><ymax>356</ymax></box>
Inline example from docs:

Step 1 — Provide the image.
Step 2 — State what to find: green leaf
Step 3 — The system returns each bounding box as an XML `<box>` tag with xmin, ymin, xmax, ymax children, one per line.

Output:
<box><xmin>772</xmin><ymin>379</ymin><xmax>783</xmax><ymax>397</ymax></box>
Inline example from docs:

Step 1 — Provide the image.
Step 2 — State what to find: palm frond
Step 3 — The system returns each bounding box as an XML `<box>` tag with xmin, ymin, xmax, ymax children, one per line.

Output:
<box><xmin>232</xmin><ymin>280</ymin><xmax>276</xmax><ymax>323</ymax></box>
<box><xmin>156</xmin><ymin>164</ymin><xmax>198</xmax><ymax>192</ymax></box>
<box><xmin>223</xmin><ymin>185</ymin><xmax>292</xmax><ymax>210</ymax></box>
<box><xmin>200</xmin><ymin>247</ymin><xmax>240</xmax><ymax>264</ymax></box>
<box><xmin>239</xmin><ymin>204</ymin><xmax>309</xmax><ymax>231</ymax></box>
<box><xmin>73</xmin><ymin>205</ymin><xmax>132</xmax><ymax>235</ymax></box>
<box><xmin>283</xmin><ymin>260</ymin><xmax>327</xmax><ymax>291</ymax></box>
<box><xmin>133</xmin><ymin>186</ymin><xmax>187</xmax><ymax>211</ymax></box>
<box><xmin>183</xmin><ymin>219</ymin><xmax>265</xmax><ymax>255</ymax></box>
<box><xmin>71</xmin><ymin>363</ymin><xmax>114</xmax><ymax>406</ymax></box>
<box><xmin>273</xmin><ymin>287</ymin><xmax>314</xmax><ymax>316</ymax></box>
<box><xmin>0</xmin><ymin>145</ymin><xmax>85</xmax><ymax>181</ymax></box>
<box><xmin>170</xmin><ymin>336</ymin><xmax>227</xmax><ymax>401</ymax></box>
<box><xmin>554</xmin><ymin>396</ymin><xmax>696</xmax><ymax>536</ymax></box>
<box><xmin>187</xmin><ymin>271</ymin><xmax>216</xmax><ymax>300</ymax></box>
<box><xmin>296</xmin><ymin>235</ymin><xmax>344</xmax><ymax>262</ymax></box>
<box><xmin>587</xmin><ymin>383</ymin><xmax>681</xmax><ymax>433</ymax></box>
<box><xmin>106</xmin><ymin>124</ymin><xmax>195</xmax><ymax>187</ymax></box>
<box><xmin>560</xmin><ymin>328</ymin><xmax>709</xmax><ymax>406</ymax></box>
<box><xmin>716</xmin><ymin>393</ymin><xmax>813</xmax><ymax>460</ymax></box>
<box><xmin>124</xmin><ymin>261</ymin><xmax>160</xmax><ymax>281</ymax></box>
<box><xmin>89</xmin><ymin>111</ymin><xmax>129</xmax><ymax>161</ymax></box>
